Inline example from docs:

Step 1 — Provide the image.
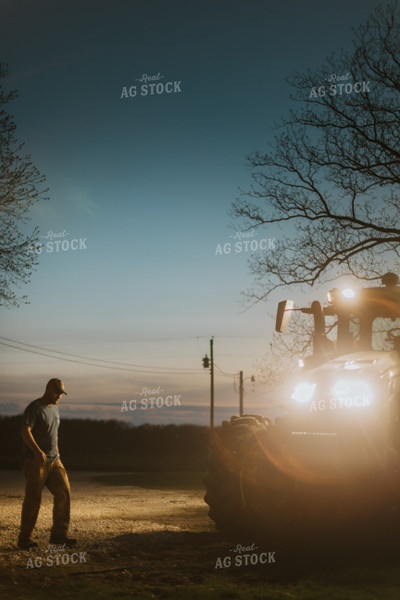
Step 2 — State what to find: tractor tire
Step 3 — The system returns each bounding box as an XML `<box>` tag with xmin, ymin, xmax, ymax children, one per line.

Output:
<box><xmin>203</xmin><ymin>415</ymin><xmax>298</xmax><ymax>540</ymax></box>
<box><xmin>203</xmin><ymin>415</ymin><xmax>400</xmax><ymax>542</ymax></box>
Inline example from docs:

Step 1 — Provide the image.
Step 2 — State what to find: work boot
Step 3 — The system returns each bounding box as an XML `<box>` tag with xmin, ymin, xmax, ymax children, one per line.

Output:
<box><xmin>18</xmin><ymin>537</ymin><xmax>38</xmax><ymax>550</ymax></box>
<box><xmin>49</xmin><ymin>534</ymin><xmax>77</xmax><ymax>547</ymax></box>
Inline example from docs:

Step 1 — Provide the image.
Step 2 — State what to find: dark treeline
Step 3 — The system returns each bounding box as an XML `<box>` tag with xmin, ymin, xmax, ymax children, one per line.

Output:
<box><xmin>0</xmin><ymin>416</ymin><xmax>210</xmax><ymax>471</ymax></box>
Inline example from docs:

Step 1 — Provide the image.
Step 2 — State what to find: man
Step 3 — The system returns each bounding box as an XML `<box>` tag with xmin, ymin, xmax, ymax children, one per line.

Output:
<box><xmin>18</xmin><ymin>378</ymin><xmax>76</xmax><ymax>549</ymax></box>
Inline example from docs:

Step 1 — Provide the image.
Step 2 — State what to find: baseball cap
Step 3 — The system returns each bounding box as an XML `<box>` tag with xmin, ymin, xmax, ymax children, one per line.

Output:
<box><xmin>47</xmin><ymin>378</ymin><xmax>67</xmax><ymax>395</ymax></box>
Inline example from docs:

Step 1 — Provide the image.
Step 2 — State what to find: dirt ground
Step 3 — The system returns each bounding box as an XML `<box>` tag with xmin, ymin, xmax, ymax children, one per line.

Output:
<box><xmin>0</xmin><ymin>470</ymin><xmax>247</xmax><ymax>598</ymax></box>
<box><xmin>2</xmin><ymin>469</ymin><xmax>400</xmax><ymax>600</ymax></box>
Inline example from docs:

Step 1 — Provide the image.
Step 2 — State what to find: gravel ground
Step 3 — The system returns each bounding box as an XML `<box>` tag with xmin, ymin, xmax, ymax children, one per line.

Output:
<box><xmin>0</xmin><ymin>469</ymin><xmax>226</xmax><ymax>594</ymax></box>
<box><xmin>2</xmin><ymin>470</ymin><xmax>400</xmax><ymax>600</ymax></box>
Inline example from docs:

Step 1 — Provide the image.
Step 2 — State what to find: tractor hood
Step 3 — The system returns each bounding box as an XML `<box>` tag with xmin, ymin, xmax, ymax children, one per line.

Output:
<box><xmin>273</xmin><ymin>350</ymin><xmax>400</xmax><ymax>486</ymax></box>
<box><xmin>308</xmin><ymin>350</ymin><xmax>400</xmax><ymax>380</ymax></box>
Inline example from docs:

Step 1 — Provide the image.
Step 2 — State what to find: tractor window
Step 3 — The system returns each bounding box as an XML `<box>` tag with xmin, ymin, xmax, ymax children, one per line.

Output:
<box><xmin>348</xmin><ymin>313</ymin><xmax>361</xmax><ymax>346</ymax></box>
<box><xmin>372</xmin><ymin>317</ymin><xmax>400</xmax><ymax>351</ymax></box>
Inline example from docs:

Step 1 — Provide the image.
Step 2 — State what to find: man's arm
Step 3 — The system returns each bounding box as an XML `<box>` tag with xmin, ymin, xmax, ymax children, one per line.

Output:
<box><xmin>21</xmin><ymin>424</ymin><xmax>47</xmax><ymax>464</ymax></box>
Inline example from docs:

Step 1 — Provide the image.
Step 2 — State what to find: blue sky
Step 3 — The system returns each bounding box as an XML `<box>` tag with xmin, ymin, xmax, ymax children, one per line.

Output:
<box><xmin>0</xmin><ymin>0</ymin><xmax>380</xmax><ymax>424</ymax></box>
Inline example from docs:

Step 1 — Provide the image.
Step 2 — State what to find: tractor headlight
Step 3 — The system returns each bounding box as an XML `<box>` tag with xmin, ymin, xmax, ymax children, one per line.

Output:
<box><xmin>331</xmin><ymin>379</ymin><xmax>373</xmax><ymax>408</ymax></box>
<box><xmin>292</xmin><ymin>382</ymin><xmax>316</xmax><ymax>404</ymax></box>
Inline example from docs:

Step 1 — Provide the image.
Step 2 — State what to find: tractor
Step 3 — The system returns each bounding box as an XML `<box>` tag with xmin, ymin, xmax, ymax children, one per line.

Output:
<box><xmin>204</xmin><ymin>273</ymin><xmax>400</xmax><ymax>540</ymax></box>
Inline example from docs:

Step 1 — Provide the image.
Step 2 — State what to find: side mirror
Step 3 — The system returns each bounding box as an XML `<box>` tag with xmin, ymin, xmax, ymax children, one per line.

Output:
<box><xmin>275</xmin><ymin>300</ymin><xmax>294</xmax><ymax>333</ymax></box>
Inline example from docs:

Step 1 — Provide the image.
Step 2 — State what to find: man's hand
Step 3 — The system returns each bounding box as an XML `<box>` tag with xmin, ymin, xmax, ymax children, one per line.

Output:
<box><xmin>35</xmin><ymin>449</ymin><xmax>47</xmax><ymax>465</ymax></box>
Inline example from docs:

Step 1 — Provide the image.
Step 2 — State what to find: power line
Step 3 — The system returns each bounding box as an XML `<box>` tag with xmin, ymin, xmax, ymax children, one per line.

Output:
<box><xmin>0</xmin><ymin>336</ymin><xmax>203</xmax><ymax>376</ymax></box>
<box><xmin>213</xmin><ymin>362</ymin><xmax>237</xmax><ymax>378</ymax></box>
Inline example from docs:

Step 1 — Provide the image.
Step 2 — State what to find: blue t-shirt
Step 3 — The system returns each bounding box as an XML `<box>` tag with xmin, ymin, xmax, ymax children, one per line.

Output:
<box><xmin>22</xmin><ymin>399</ymin><xmax>60</xmax><ymax>462</ymax></box>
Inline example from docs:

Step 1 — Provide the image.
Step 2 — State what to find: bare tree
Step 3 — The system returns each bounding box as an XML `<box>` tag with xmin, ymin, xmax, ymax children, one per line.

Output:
<box><xmin>254</xmin><ymin>313</ymin><xmax>314</xmax><ymax>386</ymax></box>
<box><xmin>232</xmin><ymin>2</ymin><xmax>400</xmax><ymax>302</ymax></box>
<box><xmin>0</xmin><ymin>63</ymin><xmax>48</xmax><ymax>307</ymax></box>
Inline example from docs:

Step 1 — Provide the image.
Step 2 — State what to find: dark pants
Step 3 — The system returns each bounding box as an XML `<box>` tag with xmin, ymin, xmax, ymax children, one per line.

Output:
<box><xmin>19</xmin><ymin>458</ymin><xmax>71</xmax><ymax>540</ymax></box>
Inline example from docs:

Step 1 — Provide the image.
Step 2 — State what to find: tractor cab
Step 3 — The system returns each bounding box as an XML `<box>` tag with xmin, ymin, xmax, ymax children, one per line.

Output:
<box><xmin>276</xmin><ymin>273</ymin><xmax>400</xmax><ymax>367</ymax></box>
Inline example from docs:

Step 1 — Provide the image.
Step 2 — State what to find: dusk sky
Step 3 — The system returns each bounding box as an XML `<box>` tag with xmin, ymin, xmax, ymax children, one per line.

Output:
<box><xmin>0</xmin><ymin>0</ymin><xmax>381</xmax><ymax>425</ymax></box>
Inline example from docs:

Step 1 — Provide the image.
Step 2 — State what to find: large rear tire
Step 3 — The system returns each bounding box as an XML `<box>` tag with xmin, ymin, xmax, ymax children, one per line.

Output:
<box><xmin>204</xmin><ymin>415</ymin><xmax>400</xmax><ymax>542</ymax></box>
<box><xmin>204</xmin><ymin>415</ymin><xmax>296</xmax><ymax>540</ymax></box>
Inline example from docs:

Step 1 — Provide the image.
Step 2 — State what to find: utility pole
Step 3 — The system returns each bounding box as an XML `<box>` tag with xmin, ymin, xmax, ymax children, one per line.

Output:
<box><xmin>239</xmin><ymin>370</ymin><xmax>243</xmax><ymax>417</ymax></box>
<box><xmin>238</xmin><ymin>372</ymin><xmax>255</xmax><ymax>416</ymax></box>
<box><xmin>202</xmin><ymin>337</ymin><xmax>214</xmax><ymax>429</ymax></box>
<box><xmin>210</xmin><ymin>337</ymin><xmax>214</xmax><ymax>429</ymax></box>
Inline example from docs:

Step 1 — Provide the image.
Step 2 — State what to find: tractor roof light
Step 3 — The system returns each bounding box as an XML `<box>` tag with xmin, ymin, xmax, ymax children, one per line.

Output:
<box><xmin>327</xmin><ymin>289</ymin><xmax>335</xmax><ymax>304</ymax></box>
<box><xmin>327</xmin><ymin>287</ymin><xmax>356</xmax><ymax>306</ymax></box>
<box><xmin>342</xmin><ymin>288</ymin><xmax>356</xmax><ymax>299</ymax></box>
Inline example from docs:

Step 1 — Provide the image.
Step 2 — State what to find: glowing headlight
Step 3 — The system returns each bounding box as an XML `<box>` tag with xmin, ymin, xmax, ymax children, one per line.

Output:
<box><xmin>327</xmin><ymin>287</ymin><xmax>356</xmax><ymax>305</ymax></box>
<box><xmin>292</xmin><ymin>382</ymin><xmax>316</xmax><ymax>404</ymax></box>
<box><xmin>331</xmin><ymin>379</ymin><xmax>373</xmax><ymax>408</ymax></box>
<box><xmin>342</xmin><ymin>288</ymin><xmax>356</xmax><ymax>299</ymax></box>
